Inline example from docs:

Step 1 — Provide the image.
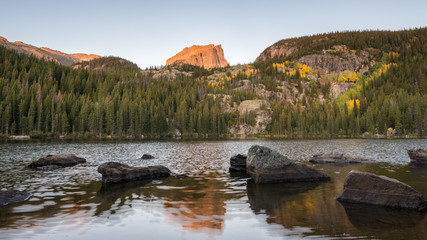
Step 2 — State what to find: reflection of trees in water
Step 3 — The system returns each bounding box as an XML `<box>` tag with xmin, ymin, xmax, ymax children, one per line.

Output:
<box><xmin>0</xmin><ymin>181</ymin><xmax>101</xmax><ymax>236</ymax></box>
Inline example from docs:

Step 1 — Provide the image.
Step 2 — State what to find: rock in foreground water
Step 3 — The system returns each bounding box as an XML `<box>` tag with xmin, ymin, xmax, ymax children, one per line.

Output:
<box><xmin>309</xmin><ymin>152</ymin><xmax>376</xmax><ymax>164</ymax></box>
<box><xmin>408</xmin><ymin>148</ymin><xmax>427</xmax><ymax>166</ymax></box>
<box><xmin>336</xmin><ymin>170</ymin><xmax>427</xmax><ymax>211</ymax></box>
<box><xmin>0</xmin><ymin>190</ymin><xmax>31</xmax><ymax>206</ymax></box>
<box><xmin>29</xmin><ymin>154</ymin><xmax>86</xmax><ymax>168</ymax></box>
<box><xmin>247</xmin><ymin>145</ymin><xmax>330</xmax><ymax>183</ymax></box>
<box><xmin>141</xmin><ymin>154</ymin><xmax>155</xmax><ymax>159</ymax></box>
<box><xmin>98</xmin><ymin>162</ymin><xmax>171</xmax><ymax>184</ymax></box>
<box><xmin>229</xmin><ymin>154</ymin><xmax>247</xmax><ymax>172</ymax></box>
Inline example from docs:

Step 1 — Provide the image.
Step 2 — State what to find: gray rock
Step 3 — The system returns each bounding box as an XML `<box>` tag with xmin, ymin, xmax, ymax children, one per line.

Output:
<box><xmin>0</xmin><ymin>190</ymin><xmax>31</xmax><ymax>206</ymax></box>
<box><xmin>246</xmin><ymin>145</ymin><xmax>330</xmax><ymax>183</ymax></box>
<box><xmin>141</xmin><ymin>154</ymin><xmax>155</xmax><ymax>159</ymax></box>
<box><xmin>98</xmin><ymin>162</ymin><xmax>170</xmax><ymax>184</ymax></box>
<box><xmin>309</xmin><ymin>152</ymin><xmax>376</xmax><ymax>164</ymax></box>
<box><xmin>229</xmin><ymin>154</ymin><xmax>247</xmax><ymax>172</ymax></box>
<box><xmin>336</xmin><ymin>170</ymin><xmax>427</xmax><ymax>211</ymax></box>
<box><xmin>408</xmin><ymin>148</ymin><xmax>427</xmax><ymax>166</ymax></box>
<box><xmin>29</xmin><ymin>154</ymin><xmax>86</xmax><ymax>168</ymax></box>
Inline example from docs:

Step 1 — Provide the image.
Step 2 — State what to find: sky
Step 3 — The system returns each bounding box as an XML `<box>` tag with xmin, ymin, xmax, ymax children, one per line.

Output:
<box><xmin>1</xmin><ymin>0</ymin><xmax>426</xmax><ymax>68</ymax></box>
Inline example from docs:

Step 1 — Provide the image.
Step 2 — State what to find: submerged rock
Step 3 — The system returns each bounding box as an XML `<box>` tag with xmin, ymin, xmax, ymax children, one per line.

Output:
<box><xmin>229</xmin><ymin>154</ymin><xmax>247</xmax><ymax>172</ymax></box>
<box><xmin>98</xmin><ymin>162</ymin><xmax>171</xmax><ymax>184</ymax></box>
<box><xmin>408</xmin><ymin>148</ymin><xmax>427</xmax><ymax>166</ymax></box>
<box><xmin>0</xmin><ymin>190</ymin><xmax>31</xmax><ymax>206</ymax></box>
<box><xmin>36</xmin><ymin>165</ymin><xmax>60</xmax><ymax>170</ymax></box>
<box><xmin>141</xmin><ymin>154</ymin><xmax>155</xmax><ymax>159</ymax></box>
<box><xmin>309</xmin><ymin>152</ymin><xmax>375</xmax><ymax>164</ymax></box>
<box><xmin>336</xmin><ymin>170</ymin><xmax>427</xmax><ymax>211</ymax></box>
<box><xmin>29</xmin><ymin>154</ymin><xmax>86</xmax><ymax>168</ymax></box>
<box><xmin>246</xmin><ymin>145</ymin><xmax>330</xmax><ymax>183</ymax></box>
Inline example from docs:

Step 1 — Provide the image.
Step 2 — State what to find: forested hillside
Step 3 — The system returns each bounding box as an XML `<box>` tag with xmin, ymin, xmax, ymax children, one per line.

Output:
<box><xmin>0</xmin><ymin>28</ymin><xmax>426</xmax><ymax>138</ymax></box>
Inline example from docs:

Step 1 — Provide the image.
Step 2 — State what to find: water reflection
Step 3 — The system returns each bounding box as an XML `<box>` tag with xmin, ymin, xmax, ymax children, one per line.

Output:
<box><xmin>1</xmin><ymin>139</ymin><xmax>427</xmax><ymax>240</ymax></box>
<box><xmin>340</xmin><ymin>202</ymin><xmax>426</xmax><ymax>232</ymax></box>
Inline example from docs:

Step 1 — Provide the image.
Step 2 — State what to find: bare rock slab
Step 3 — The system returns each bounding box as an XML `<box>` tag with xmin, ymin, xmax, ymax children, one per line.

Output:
<box><xmin>336</xmin><ymin>170</ymin><xmax>427</xmax><ymax>211</ymax></box>
<box><xmin>229</xmin><ymin>154</ymin><xmax>247</xmax><ymax>172</ymax></box>
<box><xmin>29</xmin><ymin>154</ymin><xmax>86</xmax><ymax>168</ymax></box>
<box><xmin>408</xmin><ymin>148</ymin><xmax>427</xmax><ymax>166</ymax></box>
<box><xmin>309</xmin><ymin>152</ymin><xmax>375</xmax><ymax>164</ymax></box>
<box><xmin>98</xmin><ymin>162</ymin><xmax>171</xmax><ymax>184</ymax></box>
<box><xmin>0</xmin><ymin>190</ymin><xmax>31</xmax><ymax>206</ymax></box>
<box><xmin>246</xmin><ymin>145</ymin><xmax>330</xmax><ymax>183</ymax></box>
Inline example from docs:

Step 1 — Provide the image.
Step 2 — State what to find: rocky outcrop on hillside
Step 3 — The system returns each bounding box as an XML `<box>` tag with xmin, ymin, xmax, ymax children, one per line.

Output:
<box><xmin>297</xmin><ymin>50</ymin><xmax>372</xmax><ymax>74</ymax></box>
<box><xmin>166</xmin><ymin>44</ymin><xmax>228</xmax><ymax>69</ymax></box>
<box><xmin>0</xmin><ymin>36</ymin><xmax>100</xmax><ymax>66</ymax></box>
<box><xmin>143</xmin><ymin>68</ymin><xmax>193</xmax><ymax>80</ymax></box>
<box><xmin>330</xmin><ymin>82</ymin><xmax>354</xmax><ymax>100</ymax></box>
<box><xmin>229</xmin><ymin>100</ymin><xmax>272</xmax><ymax>135</ymax></box>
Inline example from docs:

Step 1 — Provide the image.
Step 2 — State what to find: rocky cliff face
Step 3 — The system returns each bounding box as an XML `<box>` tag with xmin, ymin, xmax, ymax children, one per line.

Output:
<box><xmin>297</xmin><ymin>50</ymin><xmax>372</xmax><ymax>74</ymax></box>
<box><xmin>166</xmin><ymin>44</ymin><xmax>228</xmax><ymax>69</ymax></box>
<box><xmin>0</xmin><ymin>36</ymin><xmax>100</xmax><ymax>66</ymax></box>
<box><xmin>255</xmin><ymin>42</ymin><xmax>298</xmax><ymax>62</ymax></box>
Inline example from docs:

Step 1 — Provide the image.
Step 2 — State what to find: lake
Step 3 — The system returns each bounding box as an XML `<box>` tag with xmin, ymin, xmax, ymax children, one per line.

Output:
<box><xmin>0</xmin><ymin>139</ymin><xmax>426</xmax><ymax>240</ymax></box>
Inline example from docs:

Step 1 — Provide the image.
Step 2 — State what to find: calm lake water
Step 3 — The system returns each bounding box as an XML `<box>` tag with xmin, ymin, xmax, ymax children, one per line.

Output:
<box><xmin>0</xmin><ymin>139</ymin><xmax>426</xmax><ymax>240</ymax></box>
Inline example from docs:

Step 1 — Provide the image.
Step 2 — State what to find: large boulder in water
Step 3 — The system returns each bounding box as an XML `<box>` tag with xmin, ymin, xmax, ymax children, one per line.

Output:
<box><xmin>408</xmin><ymin>148</ymin><xmax>427</xmax><ymax>166</ymax></box>
<box><xmin>229</xmin><ymin>154</ymin><xmax>247</xmax><ymax>172</ymax></box>
<box><xmin>0</xmin><ymin>190</ymin><xmax>31</xmax><ymax>206</ymax></box>
<box><xmin>98</xmin><ymin>162</ymin><xmax>171</xmax><ymax>184</ymax></box>
<box><xmin>246</xmin><ymin>145</ymin><xmax>330</xmax><ymax>183</ymax></box>
<box><xmin>28</xmin><ymin>154</ymin><xmax>86</xmax><ymax>168</ymax></box>
<box><xmin>309</xmin><ymin>152</ymin><xmax>375</xmax><ymax>164</ymax></box>
<box><xmin>336</xmin><ymin>170</ymin><xmax>427</xmax><ymax>211</ymax></box>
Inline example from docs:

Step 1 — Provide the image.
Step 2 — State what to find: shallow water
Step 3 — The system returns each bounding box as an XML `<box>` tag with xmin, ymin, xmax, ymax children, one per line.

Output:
<box><xmin>0</xmin><ymin>139</ymin><xmax>426</xmax><ymax>239</ymax></box>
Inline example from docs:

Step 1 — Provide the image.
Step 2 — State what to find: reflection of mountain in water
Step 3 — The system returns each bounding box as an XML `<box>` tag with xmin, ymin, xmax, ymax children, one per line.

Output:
<box><xmin>96</xmin><ymin>175</ymin><xmax>241</xmax><ymax>236</ymax></box>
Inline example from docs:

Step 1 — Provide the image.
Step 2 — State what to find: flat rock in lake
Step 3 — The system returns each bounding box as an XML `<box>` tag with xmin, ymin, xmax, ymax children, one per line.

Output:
<box><xmin>408</xmin><ymin>148</ymin><xmax>427</xmax><ymax>166</ymax></box>
<box><xmin>247</xmin><ymin>145</ymin><xmax>330</xmax><ymax>183</ymax></box>
<box><xmin>29</xmin><ymin>154</ymin><xmax>86</xmax><ymax>168</ymax></box>
<box><xmin>141</xmin><ymin>154</ymin><xmax>155</xmax><ymax>159</ymax></box>
<box><xmin>0</xmin><ymin>190</ymin><xmax>31</xmax><ymax>206</ymax></box>
<box><xmin>309</xmin><ymin>152</ymin><xmax>375</xmax><ymax>164</ymax></box>
<box><xmin>229</xmin><ymin>154</ymin><xmax>247</xmax><ymax>172</ymax></box>
<box><xmin>336</xmin><ymin>170</ymin><xmax>427</xmax><ymax>211</ymax></box>
<box><xmin>98</xmin><ymin>162</ymin><xmax>170</xmax><ymax>184</ymax></box>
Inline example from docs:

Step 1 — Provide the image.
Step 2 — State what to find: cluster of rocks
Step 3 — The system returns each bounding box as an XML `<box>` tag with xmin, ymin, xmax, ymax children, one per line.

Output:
<box><xmin>230</xmin><ymin>146</ymin><xmax>427</xmax><ymax>211</ymax></box>
<box><xmin>3</xmin><ymin>146</ymin><xmax>427</xmax><ymax>212</ymax></box>
<box><xmin>230</xmin><ymin>145</ymin><xmax>330</xmax><ymax>183</ymax></box>
<box><xmin>2</xmin><ymin>152</ymin><xmax>173</xmax><ymax>206</ymax></box>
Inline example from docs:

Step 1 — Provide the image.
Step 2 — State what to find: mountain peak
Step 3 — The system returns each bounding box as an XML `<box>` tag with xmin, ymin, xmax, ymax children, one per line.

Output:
<box><xmin>166</xmin><ymin>44</ymin><xmax>228</xmax><ymax>69</ymax></box>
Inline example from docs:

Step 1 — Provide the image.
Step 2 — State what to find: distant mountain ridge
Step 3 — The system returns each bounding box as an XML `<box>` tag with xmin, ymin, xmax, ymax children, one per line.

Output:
<box><xmin>0</xmin><ymin>36</ymin><xmax>100</xmax><ymax>66</ymax></box>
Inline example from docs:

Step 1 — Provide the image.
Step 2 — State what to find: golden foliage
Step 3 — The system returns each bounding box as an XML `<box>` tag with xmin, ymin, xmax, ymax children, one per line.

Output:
<box><xmin>338</xmin><ymin>71</ymin><xmax>359</xmax><ymax>82</ymax></box>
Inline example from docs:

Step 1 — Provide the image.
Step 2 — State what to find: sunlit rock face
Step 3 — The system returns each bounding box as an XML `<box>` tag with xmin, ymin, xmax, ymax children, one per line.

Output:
<box><xmin>166</xmin><ymin>44</ymin><xmax>228</xmax><ymax>69</ymax></box>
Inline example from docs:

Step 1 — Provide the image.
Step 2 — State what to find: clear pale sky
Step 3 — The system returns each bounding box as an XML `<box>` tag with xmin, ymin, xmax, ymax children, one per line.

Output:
<box><xmin>1</xmin><ymin>0</ymin><xmax>426</xmax><ymax>68</ymax></box>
